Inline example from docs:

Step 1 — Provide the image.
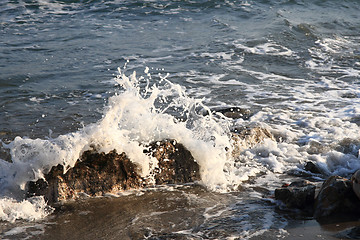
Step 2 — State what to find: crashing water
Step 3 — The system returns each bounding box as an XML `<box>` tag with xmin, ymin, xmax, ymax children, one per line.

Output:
<box><xmin>1</xmin><ymin>0</ymin><xmax>360</xmax><ymax>239</ymax></box>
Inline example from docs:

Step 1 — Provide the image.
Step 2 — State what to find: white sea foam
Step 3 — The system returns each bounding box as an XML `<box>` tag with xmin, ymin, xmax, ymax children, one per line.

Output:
<box><xmin>307</xmin><ymin>36</ymin><xmax>360</xmax><ymax>78</ymax></box>
<box><xmin>234</xmin><ymin>41</ymin><xmax>295</xmax><ymax>57</ymax></box>
<box><xmin>0</xmin><ymin>197</ymin><xmax>52</xmax><ymax>222</ymax></box>
<box><xmin>1</xmin><ymin>62</ymin><xmax>360</xmax><ymax>222</ymax></box>
<box><xmin>0</xmin><ymin>68</ymin><xmax>237</xmax><ymax>221</ymax></box>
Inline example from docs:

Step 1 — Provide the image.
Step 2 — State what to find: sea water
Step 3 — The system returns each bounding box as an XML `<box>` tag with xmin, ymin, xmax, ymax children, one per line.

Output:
<box><xmin>1</xmin><ymin>0</ymin><xmax>360</xmax><ymax>239</ymax></box>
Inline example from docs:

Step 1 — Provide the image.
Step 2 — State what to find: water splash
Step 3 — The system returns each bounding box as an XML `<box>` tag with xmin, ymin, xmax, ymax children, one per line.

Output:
<box><xmin>0</xmin><ymin>67</ymin><xmax>237</xmax><ymax>221</ymax></box>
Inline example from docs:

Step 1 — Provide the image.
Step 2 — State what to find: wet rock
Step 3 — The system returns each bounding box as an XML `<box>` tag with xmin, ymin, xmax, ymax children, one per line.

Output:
<box><xmin>26</xmin><ymin>150</ymin><xmax>144</xmax><ymax>204</ymax></box>
<box><xmin>341</xmin><ymin>92</ymin><xmax>358</xmax><ymax>99</ymax></box>
<box><xmin>314</xmin><ymin>175</ymin><xmax>360</xmax><ymax>219</ymax></box>
<box><xmin>275</xmin><ymin>180</ymin><xmax>316</xmax><ymax>210</ymax></box>
<box><xmin>231</xmin><ymin>126</ymin><xmax>275</xmax><ymax>156</ymax></box>
<box><xmin>335</xmin><ymin>226</ymin><xmax>360</xmax><ymax>239</ymax></box>
<box><xmin>215</xmin><ymin>107</ymin><xmax>253</xmax><ymax>120</ymax></box>
<box><xmin>203</xmin><ymin>107</ymin><xmax>253</xmax><ymax>120</ymax></box>
<box><xmin>304</xmin><ymin>161</ymin><xmax>323</xmax><ymax>174</ymax></box>
<box><xmin>350</xmin><ymin>116</ymin><xmax>360</xmax><ymax>126</ymax></box>
<box><xmin>26</xmin><ymin>140</ymin><xmax>200</xmax><ymax>204</ymax></box>
<box><xmin>232</xmin><ymin>126</ymin><xmax>274</xmax><ymax>142</ymax></box>
<box><xmin>304</xmin><ymin>140</ymin><xmax>331</xmax><ymax>155</ymax></box>
<box><xmin>351</xmin><ymin>170</ymin><xmax>360</xmax><ymax>200</ymax></box>
<box><xmin>146</xmin><ymin>139</ymin><xmax>200</xmax><ymax>185</ymax></box>
<box><xmin>335</xmin><ymin>138</ymin><xmax>360</xmax><ymax>157</ymax></box>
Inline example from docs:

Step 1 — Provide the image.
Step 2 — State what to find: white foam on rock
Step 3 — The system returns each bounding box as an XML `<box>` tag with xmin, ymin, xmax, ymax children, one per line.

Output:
<box><xmin>0</xmin><ymin>68</ymin><xmax>236</xmax><ymax>221</ymax></box>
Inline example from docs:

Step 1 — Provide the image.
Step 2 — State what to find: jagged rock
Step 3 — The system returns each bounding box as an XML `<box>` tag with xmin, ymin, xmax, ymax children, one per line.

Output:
<box><xmin>26</xmin><ymin>125</ymin><xmax>274</xmax><ymax>205</ymax></box>
<box><xmin>275</xmin><ymin>180</ymin><xmax>316</xmax><ymax>210</ymax></box>
<box><xmin>314</xmin><ymin>175</ymin><xmax>360</xmax><ymax>219</ymax></box>
<box><xmin>26</xmin><ymin>150</ymin><xmax>144</xmax><ymax>203</ymax></box>
<box><xmin>146</xmin><ymin>140</ymin><xmax>200</xmax><ymax>185</ymax></box>
<box><xmin>26</xmin><ymin>140</ymin><xmax>200</xmax><ymax>204</ymax></box>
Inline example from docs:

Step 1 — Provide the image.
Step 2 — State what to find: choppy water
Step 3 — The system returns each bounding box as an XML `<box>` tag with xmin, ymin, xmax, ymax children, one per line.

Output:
<box><xmin>1</xmin><ymin>0</ymin><xmax>360</xmax><ymax>239</ymax></box>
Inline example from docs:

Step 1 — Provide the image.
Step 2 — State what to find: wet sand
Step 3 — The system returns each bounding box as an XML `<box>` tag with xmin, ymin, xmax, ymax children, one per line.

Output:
<box><xmin>2</xmin><ymin>186</ymin><xmax>360</xmax><ymax>240</ymax></box>
<box><xmin>284</xmin><ymin>215</ymin><xmax>360</xmax><ymax>240</ymax></box>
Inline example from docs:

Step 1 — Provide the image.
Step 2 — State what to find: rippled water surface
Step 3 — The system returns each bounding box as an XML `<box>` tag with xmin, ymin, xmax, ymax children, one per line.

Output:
<box><xmin>1</xmin><ymin>0</ymin><xmax>360</xmax><ymax>239</ymax></box>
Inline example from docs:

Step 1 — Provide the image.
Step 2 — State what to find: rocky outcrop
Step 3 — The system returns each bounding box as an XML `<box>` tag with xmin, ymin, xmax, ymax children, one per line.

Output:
<box><xmin>26</xmin><ymin>140</ymin><xmax>200</xmax><ymax>204</ymax></box>
<box><xmin>275</xmin><ymin>180</ymin><xmax>316</xmax><ymax>210</ymax></box>
<box><xmin>26</xmin><ymin>150</ymin><xmax>144</xmax><ymax>204</ymax></box>
<box><xmin>26</xmin><ymin>125</ymin><xmax>275</xmax><ymax>205</ymax></box>
<box><xmin>314</xmin><ymin>175</ymin><xmax>360</xmax><ymax>219</ymax></box>
<box><xmin>275</xmin><ymin>174</ymin><xmax>360</xmax><ymax>219</ymax></box>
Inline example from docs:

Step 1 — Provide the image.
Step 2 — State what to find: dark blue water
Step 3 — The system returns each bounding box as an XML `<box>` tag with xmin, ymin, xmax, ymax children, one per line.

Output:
<box><xmin>1</xmin><ymin>1</ymin><xmax>360</xmax><ymax>239</ymax></box>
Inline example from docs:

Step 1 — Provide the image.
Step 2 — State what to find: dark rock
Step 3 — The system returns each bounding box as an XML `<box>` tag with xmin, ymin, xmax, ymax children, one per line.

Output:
<box><xmin>275</xmin><ymin>180</ymin><xmax>316</xmax><ymax>210</ymax></box>
<box><xmin>216</xmin><ymin>107</ymin><xmax>253</xmax><ymax>120</ymax></box>
<box><xmin>351</xmin><ymin>169</ymin><xmax>360</xmax><ymax>200</ymax></box>
<box><xmin>335</xmin><ymin>226</ymin><xmax>360</xmax><ymax>239</ymax></box>
<box><xmin>314</xmin><ymin>175</ymin><xmax>360</xmax><ymax>219</ymax></box>
<box><xmin>287</xmin><ymin>168</ymin><xmax>319</xmax><ymax>179</ymax></box>
<box><xmin>304</xmin><ymin>161</ymin><xmax>322</xmax><ymax>174</ymax></box>
<box><xmin>204</xmin><ymin>107</ymin><xmax>253</xmax><ymax>120</ymax></box>
<box><xmin>350</xmin><ymin>116</ymin><xmax>360</xmax><ymax>126</ymax></box>
<box><xmin>146</xmin><ymin>139</ymin><xmax>200</xmax><ymax>185</ymax></box>
<box><xmin>26</xmin><ymin>140</ymin><xmax>200</xmax><ymax>204</ymax></box>
<box><xmin>26</xmin><ymin>150</ymin><xmax>144</xmax><ymax>203</ymax></box>
<box><xmin>341</xmin><ymin>92</ymin><xmax>358</xmax><ymax>99</ymax></box>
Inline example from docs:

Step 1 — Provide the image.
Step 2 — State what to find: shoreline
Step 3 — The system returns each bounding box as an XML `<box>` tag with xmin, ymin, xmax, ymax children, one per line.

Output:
<box><xmin>284</xmin><ymin>216</ymin><xmax>360</xmax><ymax>240</ymax></box>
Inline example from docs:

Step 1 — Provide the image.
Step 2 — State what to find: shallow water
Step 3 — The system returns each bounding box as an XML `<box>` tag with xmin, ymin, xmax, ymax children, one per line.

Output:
<box><xmin>0</xmin><ymin>185</ymin><xmax>287</xmax><ymax>239</ymax></box>
<box><xmin>3</xmin><ymin>184</ymin><xmax>360</xmax><ymax>240</ymax></box>
<box><xmin>1</xmin><ymin>0</ymin><xmax>360</xmax><ymax>239</ymax></box>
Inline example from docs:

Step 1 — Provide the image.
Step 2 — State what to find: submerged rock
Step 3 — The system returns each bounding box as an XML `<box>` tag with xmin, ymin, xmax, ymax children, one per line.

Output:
<box><xmin>341</xmin><ymin>92</ymin><xmax>358</xmax><ymax>99</ymax></box>
<box><xmin>314</xmin><ymin>175</ymin><xmax>360</xmax><ymax>219</ymax></box>
<box><xmin>335</xmin><ymin>138</ymin><xmax>360</xmax><ymax>157</ymax></box>
<box><xmin>304</xmin><ymin>161</ymin><xmax>323</xmax><ymax>175</ymax></box>
<box><xmin>26</xmin><ymin>140</ymin><xmax>200</xmax><ymax>204</ymax></box>
<box><xmin>203</xmin><ymin>107</ymin><xmax>253</xmax><ymax>120</ymax></box>
<box><xmin>231</xmin><ymin>126</ymin><xmax>275</xmax><ymax>156</ymax></box>
<box><xmin>215</xmin><ymin>107</ymin><xmax>253</xmax><ymax>120</ymax></box>
<box><xmin>275</xmin><ymin>180</ymin><xmax>316</xmax><ymax>210</ymax></box>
